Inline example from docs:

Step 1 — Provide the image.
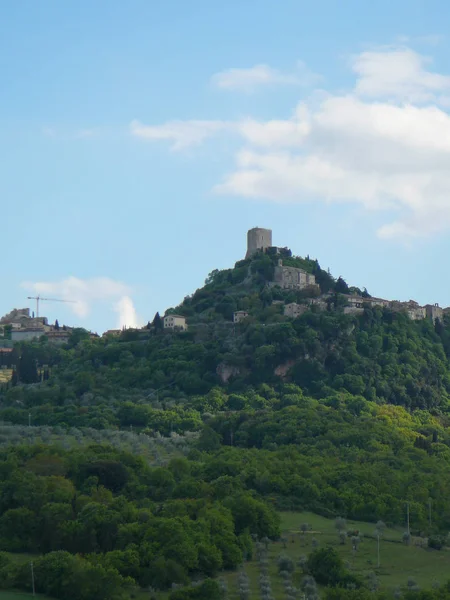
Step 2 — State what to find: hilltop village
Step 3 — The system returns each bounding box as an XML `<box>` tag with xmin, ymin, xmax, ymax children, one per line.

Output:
<box><xmin>237</xmin><ymin>227</ymin><xmax>446</xmax><ymax>326</ymax></box>
<box><xmin>0</xmin><ymin>308</ymin><xmax>98</xmax><ymax>346</ymax></box>
<box><xmin>0</xmin><ymin>227</ymin><xmax>447</xmax><ymax>345</ymax></box>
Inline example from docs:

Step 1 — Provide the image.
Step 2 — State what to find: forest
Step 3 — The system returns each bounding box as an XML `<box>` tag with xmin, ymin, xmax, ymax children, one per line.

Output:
<box><xmin>2</xmin><ymin>249</ymin><xmax>450</xmax><ymax>597</ymax></box>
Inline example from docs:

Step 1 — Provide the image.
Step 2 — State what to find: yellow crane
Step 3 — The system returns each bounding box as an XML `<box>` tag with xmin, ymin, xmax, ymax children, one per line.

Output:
<box><xmin>27</xmin><ymin>296</ymin><xmax>76</xmax><ymax>318</ymax></box>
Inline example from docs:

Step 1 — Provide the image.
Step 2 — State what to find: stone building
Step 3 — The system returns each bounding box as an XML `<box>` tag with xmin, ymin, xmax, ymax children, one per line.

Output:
<box><xmin>0</xmin><ymin>308</ymin><xmax>49</xmax><ymax>329</ymax></box>
<box><xmin>390</xmin><ymin>300</ymin><xmax>426</xmax><ymax>321</ymax></box>
<box><xmin>46</xmin><ymin>331</ymin><xmax>71</xmax><ymax>345</ymax></box>
<box><xmin>426</xmin><ymin>303</ymin><xmax>443</xmax><ymax>324</ymax></box>
<box><xmin>245</xmin><ymin>227</ymin><xmax>272</xmax><ymax>259</ymax></box>
<box><xmin>345</xmin><ymin>296</ymin><xmax>365</xmax><ymax>313</ymax></box>
<box><xmin>11</xmin><ymin>328</ymin><xmax>46</xmax><ymax>342</ymax></box>
<box><xmin>0</xmin><ymin>308</ymin><xmax>31</xmax><ymax>324</ymax></box>
<box><xmin>233</xmin><ymin>311</ymin><xmax>249</xmax><ymax>323</ymax></box>
<box><xmin>164</xmin><ymin>314</ymin><xmax>187</xmax><ymax>331</ymax></box>
<box><xmin>345</xmin><ymin>295</ymin><xmax>390</xmax><ymax>311</ymax></box>
<box><xmin>284</xmin><ymin>303</ymin><xmax>307</xmax><ymax>318</ymax></box>
<box><xmin>103</xmin><ymin>329</ymin><xmax>122</xmax><ymax>337</ymax></box>
<box><xmin>271</xmin><ymin>260</ymin><xmax>319</xmax><ymax>291</ymax></box>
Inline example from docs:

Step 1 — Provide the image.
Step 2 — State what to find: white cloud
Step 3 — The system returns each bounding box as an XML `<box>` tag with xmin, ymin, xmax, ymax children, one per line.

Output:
<box><xmin>217</xmin><ymin>92</ymin><xmax>450</xmax><ymax>237</ymax></box>
<box><xmin>130</xmin><ymin>119</ymin><xmax>227</xmax><ymax>151</ymax></box>
<box><xmin>133</xmin><ymin>46</ymin><xmax>450</xmax><ymax>238</ymax></box>
<box><xmin>211</xmin><ymin>61</ymin><xmax>320</xmax><ymax>92</ymax></box>
<box><xmin>238</xmin><ymin>108</ymin><xmax>311</xmax><ymax>147</ymax></box>
<box><xmin>21</xmin><ymin>276</ymin><xmax>141</xmax><ymax>328</ymax></box>
<box><xmin>352</xmin><ymin>47</ymin><xmax>450</xmax><ymax>103</ymax></box>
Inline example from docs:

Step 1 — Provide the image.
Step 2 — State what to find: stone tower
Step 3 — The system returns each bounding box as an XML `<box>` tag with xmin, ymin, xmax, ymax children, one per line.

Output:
<box><xmin>245</xmin><ymin>227</ymin><xmax>272</xmax><ymax>259</ymax></box>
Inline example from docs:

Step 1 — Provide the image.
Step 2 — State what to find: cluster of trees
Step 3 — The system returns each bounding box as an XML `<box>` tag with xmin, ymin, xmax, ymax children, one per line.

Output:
<box><xmin>0</xmin><ymin>443</ymin><xmax>279</xmax><ymax>599</ymax></box>
<box><xmin>3</xmin><ymin>303</ymin><xmax>450</xmax><ymax>430</ymax></box>
<box><xmin>3</xmin><ymin>249</ymin><xmax>450</xmax><ymax>596</ymax></box>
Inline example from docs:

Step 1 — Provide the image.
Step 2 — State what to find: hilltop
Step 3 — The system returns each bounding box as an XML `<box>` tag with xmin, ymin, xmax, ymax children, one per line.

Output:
<box><xmin>3</xmin><ymin>232</ymin><xmax>450</xmax><ymax>598</ymax></box>
<box><xmin>4</xmin><ymin>231</ymin><xmax>450</xmax><ymax>411</ymax></box>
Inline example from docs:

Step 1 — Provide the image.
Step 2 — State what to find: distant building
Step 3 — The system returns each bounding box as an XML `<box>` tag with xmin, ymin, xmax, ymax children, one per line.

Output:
<box><xmin>233</xmin><ymin>311</ymin><xmax>249</xmax><ymax>323</ymax></box>
<box><xmin>284</xmin><ymin>303</ymin><xmax>307</xmax><ymax>319</ymax></box>
<box><xmin>164</xmin><ymin>314</ymin><xmax>187</xmax><ymax>331</ymax></box>
<box><xmin>309</xmin><ymin>298</ymin><xmax>328</xmax><ymax>311</ymax></box>
<box><xmin>271</xmin><ymin>260</ymin><xmax>319</xmax><ymax>291</ymax></box>
<box><xmin>392</xmin><ymin>300</ymin><xmax>426</xmax><ymax>321</ymax></box>
<box><xmin>245</xmin><ymin>227</ymin><xmax>273</xmax><ymax>259</ymax></box>
<box><xmin>11</xmin><ymin>328</ymin><xmax>45</xmax><ymax>342</ymax></box>
<box><xmin>103</xmin><ymin>329</ymin><xmax>122</xmax><ymax>337</ymax></box>
<box><xmin>0</xmin><ymin>308</ymin><xmax>31</xmax><ymax>324</ymax></box>
<box><xmin>46</xmin><ymin>331</ymin><xmax>71</xmax><ymax>345</ymax></box>
<box><xmin>345</xmin><ymin>295</ymin><xmax>389</xmax><ymax>314</ymax></box>
<box><xmin>426</xmin><ymin>304</ymin><xmax>443</xmax><ymax>324</ymax></box>
<box><xmin>370</xmin><ymin>297</ymin><xmax>390</xmax><ymax>308</ymax></box>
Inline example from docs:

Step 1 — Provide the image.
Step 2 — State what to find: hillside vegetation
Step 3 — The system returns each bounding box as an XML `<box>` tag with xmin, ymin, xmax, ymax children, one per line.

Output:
<box><xmin>3</xmin><ymin>248</ymin><xmax>450</xmax><ymax>597</ymax></box>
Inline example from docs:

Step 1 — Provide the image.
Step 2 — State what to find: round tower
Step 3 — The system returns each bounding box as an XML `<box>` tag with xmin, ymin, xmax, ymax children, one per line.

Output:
<box><xmin>245</xmin><ymin>227</ymin><xmax>273</xmax><ymax>259</ymax></box>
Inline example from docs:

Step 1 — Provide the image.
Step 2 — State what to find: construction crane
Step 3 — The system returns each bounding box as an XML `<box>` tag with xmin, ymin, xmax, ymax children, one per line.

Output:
<box><xmin>27</xmin><ymin>296</ymin><xmax>76</xmax><ymax>318</ymax></box>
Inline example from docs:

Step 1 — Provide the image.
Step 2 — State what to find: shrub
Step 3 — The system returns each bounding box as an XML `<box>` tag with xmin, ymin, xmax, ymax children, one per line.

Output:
<box><xmin>428</xmin><ymin>535</ymin><xmax>444</xmax><ymax>550</ymax></box>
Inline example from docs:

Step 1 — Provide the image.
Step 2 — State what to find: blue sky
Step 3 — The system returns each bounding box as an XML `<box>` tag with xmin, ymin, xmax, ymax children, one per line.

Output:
<box><xmin>2</xmin><ymin>0</ymin><xmax>450</xmax><ymax>333</ymax></box>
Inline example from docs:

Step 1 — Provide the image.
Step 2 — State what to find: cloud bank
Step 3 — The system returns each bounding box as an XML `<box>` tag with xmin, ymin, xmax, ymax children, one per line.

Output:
<box><xmin>131</xmin><ymin>45</ymin><xmax>450</xmax><ymax>238</ymax></box>
<box><xmin>21</xmin><ymin>276</ymin><xmax>141</xmax><ymax>329</ymax></box>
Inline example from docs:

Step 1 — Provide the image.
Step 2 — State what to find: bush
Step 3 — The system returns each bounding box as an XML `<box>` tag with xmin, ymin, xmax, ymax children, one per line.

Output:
<box><xmin>170</xmin><ymin>579</ymin><xmax>222</xmax><ymax>600</ymax></box>
<box><xmin>428</xmin><ymin>536</ymin><xmax>445</xmax><ymax>550</ymax></box>
<box><xmin>307</xmin><ymin>548</ymin><xmax>361</xmax><ymax>588</ymax></box>
<box><xmin>277</xmin><ymin>554</ymin><xmax>295</xmax><ymax>574</ymax></box>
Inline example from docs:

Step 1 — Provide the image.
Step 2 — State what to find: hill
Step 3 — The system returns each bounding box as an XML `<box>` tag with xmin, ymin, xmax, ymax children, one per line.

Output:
<box><xmin>3</xmin><ymin>243</ymin><xmax>450</xmax><ymax>598</ymax></box>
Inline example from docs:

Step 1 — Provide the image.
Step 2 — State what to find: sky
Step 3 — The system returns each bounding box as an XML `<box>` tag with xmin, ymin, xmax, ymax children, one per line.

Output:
<box><xmin>2</xmin><ymin>0</ymin><xmax>450</xmax><ymax>333</ymax></box>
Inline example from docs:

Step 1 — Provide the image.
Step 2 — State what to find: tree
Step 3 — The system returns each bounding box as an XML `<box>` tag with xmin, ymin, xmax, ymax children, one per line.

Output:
<box><xmin>302</xmin><ymin>575</ymin><xmax>319</xmax><ymax>600</ymax></box>
<box><xmin>351</xmin><ymin>535</ymin><xmax>360</xmax><ymax>553</ymax></box>
<box><xmin>374</xmin><ymin>521</ymin><xmax>386</xmax><ymax>568</ymax></box>
<box><xmin>335</xmin><ymin>517</ymin><xmax>347</xmax><ymax>544</ymax></box>
<box><xmin>55</xmin><ymin>319</ymin><xmax>60</xmax><ymax>330</ymax></box>
<box><xmin>277</xmin><ymin>554</ymin><xmax>294</xmax><ymax>574</ymax></box>
<box><xmin>237</xmin><ymin>570</ymin><xmax>250</xmax><ymax>600</ymax></box>
<box><xmin>367</xmin><ymin>571</ymin><xmax>379</xmax><ymax>592</ymax></box>
<box><xmin>153</xmin><ymin>312</ymin><xmax>164</xmax><ymax>331</ymax></box>
<box><xmin>68</xmin><ymin>328</ymin><xmax>90</xmax><ymax>347</ymax></box>
<box><xmin>196</xmin><ymin>426</ymin><xmax>221</xmax><ymax>452</ymax></box>
<box><xmin>0</xmin><ymin>507</ymin><xmax>37</xmax><ymax>551</ymax></box>
<box><xmin>407</xmin><ymin>577</ymin><xmax>420</xmax><ymax>592</ymax></box>
<box><xmin>307</xmin><ymin>548</ymin><xmax>345</xmax><ymax>586</ymax></box>
<box><xmin>300</xmin><ymin>522</ymin><xmax>309</xmax><ymax>544</ymax></box>
<box><xmin>17</xmin><ymin>347</ymin><xmax>39</xmax><ymax>384</ymax></box>
<box><xmin>335</xmin><ymin>277</ymin><xmax>350</xmax><ymax>294</ymax></box>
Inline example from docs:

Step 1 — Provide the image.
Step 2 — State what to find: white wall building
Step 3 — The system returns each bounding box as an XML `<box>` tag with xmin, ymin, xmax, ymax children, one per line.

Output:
<box><xmin>164</xmin><ymin>314</ymin><xmax>188</xmax><ymax>331</ymax></box>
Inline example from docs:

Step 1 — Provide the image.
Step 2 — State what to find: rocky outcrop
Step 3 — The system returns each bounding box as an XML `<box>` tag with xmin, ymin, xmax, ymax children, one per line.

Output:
<box><xmin>274</xmin><ymin>360</ymin><xmax>295</xmax><ymax>380</ymax></box>
<box><xmin>216</xmin><ymin>362</ymin><xmax>240</xmax><ymax>383</ymax></box>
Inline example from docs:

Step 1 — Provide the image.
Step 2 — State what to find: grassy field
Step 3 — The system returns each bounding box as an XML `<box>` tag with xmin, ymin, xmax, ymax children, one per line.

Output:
<box><xmin>217</xmin><ymin>511</ymin><xmax>450</xmax><ymax>598</ymax></box>
<box><xmin>4</xmin><ymin>511</ymin><xmax>449</xmax><ymax>600</ymax></box>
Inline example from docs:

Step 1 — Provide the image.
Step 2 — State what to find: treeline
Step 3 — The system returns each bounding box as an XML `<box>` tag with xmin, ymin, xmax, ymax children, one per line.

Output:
<box><xmin>4</xmin><ymin>300</ymin><xmax>450</xmax><ymax>424</ymax></box>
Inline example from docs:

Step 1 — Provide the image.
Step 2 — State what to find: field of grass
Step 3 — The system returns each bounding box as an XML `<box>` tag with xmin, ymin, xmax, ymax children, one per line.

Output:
<box><xmin>218</xmin><ymin>511</ymin><xmax>450</xmax><ymax>598</ymax></box>
<box><xmin>4</xmin><ymin>511</ymin><xmax>449</xmax><ymax>600</ymax></box>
